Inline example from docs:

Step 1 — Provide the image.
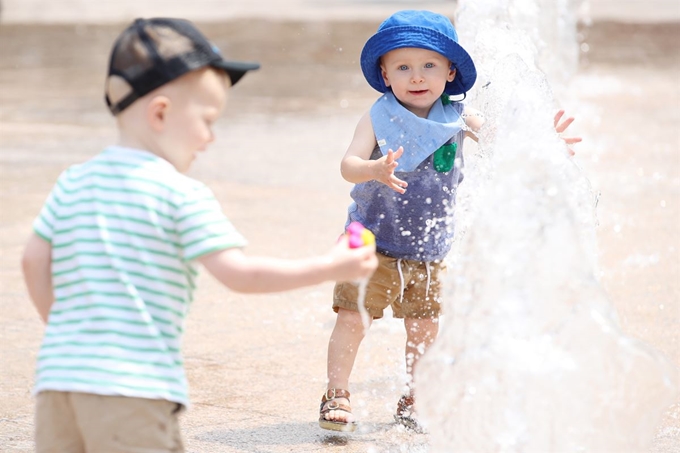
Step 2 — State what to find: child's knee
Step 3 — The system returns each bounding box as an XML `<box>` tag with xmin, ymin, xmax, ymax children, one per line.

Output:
<box><xmin>337</xmin><ymin>308</ymin><xmax>369</xmax><ymax>329</ymax></box>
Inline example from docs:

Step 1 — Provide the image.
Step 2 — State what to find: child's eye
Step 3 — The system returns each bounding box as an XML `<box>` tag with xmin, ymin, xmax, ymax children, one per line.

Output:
<box><xmin>425</xmin><ymin>62</ymin><xmax>435</xmax><ymax>68</ymax></box>
<box><xmin>398</xmin><ymin>65</ymin><xmax>409</xmax><ymax>71</ymax></box>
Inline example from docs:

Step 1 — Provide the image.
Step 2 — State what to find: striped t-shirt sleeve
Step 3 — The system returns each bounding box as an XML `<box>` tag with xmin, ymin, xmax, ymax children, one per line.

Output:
<box><xmin>176</xmin><ymin>185</ymin><xmax>247</xmax><ymax>261</ymax></box>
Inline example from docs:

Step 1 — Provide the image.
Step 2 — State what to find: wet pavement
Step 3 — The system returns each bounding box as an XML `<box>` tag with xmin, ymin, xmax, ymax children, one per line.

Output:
<box><xmin>0</xmin><ymin>10</ymin><xmax>678</xmax><ymax>453</ymax></box>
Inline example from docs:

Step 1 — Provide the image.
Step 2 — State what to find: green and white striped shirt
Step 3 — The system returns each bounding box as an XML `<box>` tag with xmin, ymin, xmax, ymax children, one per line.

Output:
<box><xmin>33</xmin><ymin>146</ymin><xmax>247</xmax><ymax>406</ymax></box>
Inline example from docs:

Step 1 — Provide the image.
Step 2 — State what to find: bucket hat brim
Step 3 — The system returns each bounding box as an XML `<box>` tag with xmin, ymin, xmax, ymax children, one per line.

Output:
<box><xmin>360</xmin><ymin>25</ymin><xmax>476</xmax><ymax>96</ymax></box>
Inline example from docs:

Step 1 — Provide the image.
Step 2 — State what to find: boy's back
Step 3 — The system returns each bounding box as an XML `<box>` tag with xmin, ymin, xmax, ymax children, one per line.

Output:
<box><xmin>33</xmin><ymin>145</ymin><xmax>246</xmax><ymax>405</ymax></box>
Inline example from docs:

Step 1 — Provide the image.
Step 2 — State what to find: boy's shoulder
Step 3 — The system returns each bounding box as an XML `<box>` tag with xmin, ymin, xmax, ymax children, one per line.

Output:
<box><xmin>57</xmin><ymin>146</ymin><xmax>209</xmax><ymax>198</ymax></box>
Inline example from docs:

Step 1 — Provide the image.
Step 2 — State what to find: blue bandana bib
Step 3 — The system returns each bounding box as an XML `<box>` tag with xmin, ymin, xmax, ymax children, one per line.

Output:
<box><xmin>370</xmin><ymin>91</ymin><xmax>466</xmax><ymax>173</ymax></box>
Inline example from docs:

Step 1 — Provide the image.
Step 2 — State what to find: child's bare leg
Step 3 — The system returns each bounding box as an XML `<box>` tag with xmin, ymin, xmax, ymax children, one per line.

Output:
<box><xmin>404</xmin><ymin>316</ymin><xmax>439</xmax><ymax>394</ymax></box>
<box><xmin>324</xmin><ymin>308</ymin><xmax>371</xmax><ymax>423</ymax></box>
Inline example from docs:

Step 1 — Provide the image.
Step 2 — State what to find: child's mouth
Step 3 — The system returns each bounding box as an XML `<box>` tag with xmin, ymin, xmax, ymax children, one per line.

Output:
<box><xmin>409</xmin><ymin>90</ymin><xmax>428</xmax><ymax>96</ymax></box>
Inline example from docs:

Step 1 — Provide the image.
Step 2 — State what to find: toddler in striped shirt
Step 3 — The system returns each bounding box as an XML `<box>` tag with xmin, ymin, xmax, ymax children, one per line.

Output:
<box><xmin>21</xmin><ymin>18</ymin><xmax>377</xmax><ymax>452</ymax></box>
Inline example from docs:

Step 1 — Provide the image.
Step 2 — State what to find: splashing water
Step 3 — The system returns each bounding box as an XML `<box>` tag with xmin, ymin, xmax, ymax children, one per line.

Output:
<box><xmin>415</xmin><ymin>1</ymin><xmax>678</xmax><ymax>451</ymax></box>
<box><xmin>346</xmin><ymin>222</ymin><xmax>374</xmax><ymax>332</ymax></box>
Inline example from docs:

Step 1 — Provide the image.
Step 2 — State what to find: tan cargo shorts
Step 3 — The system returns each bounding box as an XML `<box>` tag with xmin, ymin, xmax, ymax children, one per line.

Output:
<box><xmin>333</xmin><ymin>252</ymin><xmax>445</xmax><ymax>319</ymax></box>
<box><xmin>35</xmin><ymin>391</ymin><xmax>184</xmax><ymax>453</ymax></box>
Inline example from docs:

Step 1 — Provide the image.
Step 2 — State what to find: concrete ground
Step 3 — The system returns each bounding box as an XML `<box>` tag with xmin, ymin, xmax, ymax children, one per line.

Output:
<box><xmin>0</xmin><ymin>3</ymin><xmax>678</xmax><ymax>452</ymax></box>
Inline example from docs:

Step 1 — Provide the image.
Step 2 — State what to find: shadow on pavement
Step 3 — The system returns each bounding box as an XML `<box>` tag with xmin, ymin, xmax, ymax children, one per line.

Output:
<box><xmin>195</xmin><ymin>420</ymin><xmax>420</xmax><ymax>451</ymax></box>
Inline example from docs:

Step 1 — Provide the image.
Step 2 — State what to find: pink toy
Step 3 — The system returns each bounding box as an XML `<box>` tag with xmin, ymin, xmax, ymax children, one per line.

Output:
<box><xmin>346</xmin><ymin>221</ymin><xmax>376</xmax><ymax>249</ymax></box>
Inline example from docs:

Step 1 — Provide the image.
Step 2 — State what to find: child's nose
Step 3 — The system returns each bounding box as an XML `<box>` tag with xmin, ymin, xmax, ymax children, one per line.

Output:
<box><xmin>410</xmin><ymin>70</ymin><xmax>424</xmax><ymax>83</ymax></box>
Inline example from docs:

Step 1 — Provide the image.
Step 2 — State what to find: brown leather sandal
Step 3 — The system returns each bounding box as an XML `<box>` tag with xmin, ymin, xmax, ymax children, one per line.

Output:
<box><xmin>318</xmin><ymin>388</ymin><xmax>358</xmax><ymax>432</ymax></box>
<box><xmin>394</xmin><ymin>394</ymin><xmax>424</xmax><ymax>433</ymax></box>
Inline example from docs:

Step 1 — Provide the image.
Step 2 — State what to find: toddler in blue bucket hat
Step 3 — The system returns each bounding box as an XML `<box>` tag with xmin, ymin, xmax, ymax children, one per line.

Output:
<box><xmin>319</xmin><ymin>10</ymin><xmax>582</xmax><ymax>433</ymax></box>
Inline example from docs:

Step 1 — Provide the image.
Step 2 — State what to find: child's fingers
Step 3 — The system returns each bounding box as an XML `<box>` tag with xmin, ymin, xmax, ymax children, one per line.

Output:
<box><xmin>554</xmin><ymin>109</ymin><xmax>565</xmax><ymax>127</ymax></box>
<box><xmin>356</xmin><ymin>242</ymin><xmax>377</xmax><ymax>255</ymax></box>
<box><xmin>384</xmin><ymin>147</ymin><xmax>404</xmax><ymax>168</ymax></box>
<box><xmin>388</xmin><ymin>181</ymin><xmax>407</xmax><ymax>194</ymax></box>
<box><xmin>556</xmin><ymin>116</ymin><xmax>575</xmax><ymax>133</ymax></box>
<box><xmin>394</xmin><ymin>175</ymin><xmax>407</xmax><ymax>188</ymax></box>
<box><xmin>336</xmin><ymin>234</ymin><xmax>350</xmax><ymax>247</ymax></box>
<box><xmin>563</xmin><ymin>136</ymin><xmax>582</xmax><ymax>144</ymax></box>
<box><xmin>389</xmin><ymin>177</ymin><xmax>407</xmax><ymax>194</ymax></box>
<box><xmin>386</xmin><ymin>149</ymin><xmax>396</xmax><ymax>164</ymax></box>
<box><xmin>357</xmin><ymin>247</ymin><xmax>379</xmax><ymax>275</ymax></box>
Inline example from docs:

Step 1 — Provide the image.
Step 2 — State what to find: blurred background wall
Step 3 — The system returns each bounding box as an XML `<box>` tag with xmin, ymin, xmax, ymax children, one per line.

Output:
<box><xmin>1</xmin><ymin>0</ymin><xmax>679</xmax><ymax>23</ymax></box>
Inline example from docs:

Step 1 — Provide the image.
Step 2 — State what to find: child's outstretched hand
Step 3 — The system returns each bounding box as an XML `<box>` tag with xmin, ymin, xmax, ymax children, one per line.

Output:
<box><xmin>328</xmin><ymin>235</ymin><xmax>378</xmax><ymax>282</ymax></box>
<box><xmin>373</xmin><ymin>146</ymin><xmax>408</xmax><ymax>194</ymax></box>
<box><xmin>554</xmin><ymin>110</ymin><xmax>582</xmax><ymax>156</ymax></box>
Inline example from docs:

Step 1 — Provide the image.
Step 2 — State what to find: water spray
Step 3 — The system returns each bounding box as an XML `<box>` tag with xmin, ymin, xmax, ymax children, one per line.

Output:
<box><xmin>415</xmin><ymin>1</ymin><xmax>678</xmax><ymax>451</ymax></box>
<box><xmin>346</xmin><ymin>221</ymin><xmax>375</xmax><ymax>332</ymax></box>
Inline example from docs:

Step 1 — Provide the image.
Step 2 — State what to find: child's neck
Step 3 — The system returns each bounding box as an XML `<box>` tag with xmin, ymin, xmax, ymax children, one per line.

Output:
<box><xmin>117</xmin><ymin>130</ymin><xmax>161</xmax><ymax>157</ymax></box>
<box><xmin>118</xmin><ymin>135</ymin><xmax>148</xmax><ymax>152</ymax></box>
<box><xmin>394</xmin><ymin>94</ymin><xmax>446</xmax><ymax>119</ymax></box>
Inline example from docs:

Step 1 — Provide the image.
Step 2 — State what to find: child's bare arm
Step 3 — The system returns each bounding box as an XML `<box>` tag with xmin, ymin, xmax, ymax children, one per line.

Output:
<box><xmin>340</xmin><ymin>112</ymin><xmax>408</xmax><ymax>193</ymax></box>
<box><xmin>197</xmin><ymin>236</ymin><xmax>378</xmax><ymax>294</ymax></box>
<box><xmin>21</xmin><ymin>234</ymin><xmax>54</xmax><ymax>323</ymax></box>
<box><xmin>462</xmin><ymin>106</ymin><xmax>485</xmax><ymax>142</ymax></box>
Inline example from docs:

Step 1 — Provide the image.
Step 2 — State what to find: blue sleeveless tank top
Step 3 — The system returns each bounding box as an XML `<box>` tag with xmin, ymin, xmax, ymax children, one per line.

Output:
<box><xmin>346</xmin><ymin>101</ymin><xmax>466</xmax><ymax>262</ymax></box>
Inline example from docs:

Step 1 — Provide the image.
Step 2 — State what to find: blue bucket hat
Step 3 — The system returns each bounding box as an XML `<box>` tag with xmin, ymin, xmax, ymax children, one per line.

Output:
<box><xmin>360</xmin><ymin>10</ymin><xmax>476</xmax><ymax>96</ymax></box>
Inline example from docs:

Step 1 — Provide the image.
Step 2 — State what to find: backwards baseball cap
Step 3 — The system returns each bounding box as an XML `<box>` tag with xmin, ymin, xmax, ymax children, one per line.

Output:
<box><xmin>360</xmin><ymin>10</ymin><xmax>476</xmax><ymax>96</ymax></box>
<box><xmin>105</xmin><ymin>17</ymin><xmax>260</xmax><ymax>115</ymax></box>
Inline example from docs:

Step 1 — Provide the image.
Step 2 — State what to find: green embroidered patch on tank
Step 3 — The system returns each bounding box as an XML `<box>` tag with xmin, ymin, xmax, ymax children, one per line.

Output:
<box><xmin>433</xmin><ymin>142</ymin><xmax>457</xmax><ymax>173</ymax></box>
<box><xmin>433</xmin><ymin>94</ymin><xmax>458</xmax><ymax>172</ymax></box>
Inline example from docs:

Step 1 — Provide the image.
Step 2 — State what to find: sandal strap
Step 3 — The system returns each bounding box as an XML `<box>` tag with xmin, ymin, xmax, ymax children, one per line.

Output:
<box><xmin>396</xmin><ymin>394</ymin><xmax>415</xmax><ymax>415</ymax></box>
<box><xmin>319</xmin><ymin>402</ymin><xmax>353</xmax><ymax>415</ymax></box>
<box><xmin>321</xmin><ymin>388</ymin><xmax>351</xmax><ymax>403</ymax></box>
<box><xmin>320</xmin><ymin>388</ymin><xmax>353</xmax><ymax>414</ymax></box>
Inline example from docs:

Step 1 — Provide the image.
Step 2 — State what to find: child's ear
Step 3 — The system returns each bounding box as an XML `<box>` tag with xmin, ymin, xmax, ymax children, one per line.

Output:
<box><xmin>380</xmin><ymin>64</ymin><xmax>391</xmax><ymax>88</ymax></box>
<box><xmin>147</xmin><ymin>96</ymin><xmax>170</xmax><ymax>132</ymax></box>
<box><xmin>448</xmin><ymin>67</ymin><xmax>457</xmax><ymax>83</ymax></box>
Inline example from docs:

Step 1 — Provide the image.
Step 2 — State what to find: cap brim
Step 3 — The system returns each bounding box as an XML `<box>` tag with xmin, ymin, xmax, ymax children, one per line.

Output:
<box><xmin>212</xmin><ymin>60</ymin><xmax>260</xmax><ymax>86</ymax></box>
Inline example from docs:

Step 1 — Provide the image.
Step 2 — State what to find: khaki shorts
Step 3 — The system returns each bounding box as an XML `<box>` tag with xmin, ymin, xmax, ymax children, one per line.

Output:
<box><xmin>333</xmin><ymin>253</ymin><xmax>445</xmax><ymax>319</ymax></box>
<box><xmin>35</xmin><ymin>391</ymin><xmax>184</xmax><ymax>453</ymax></box>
